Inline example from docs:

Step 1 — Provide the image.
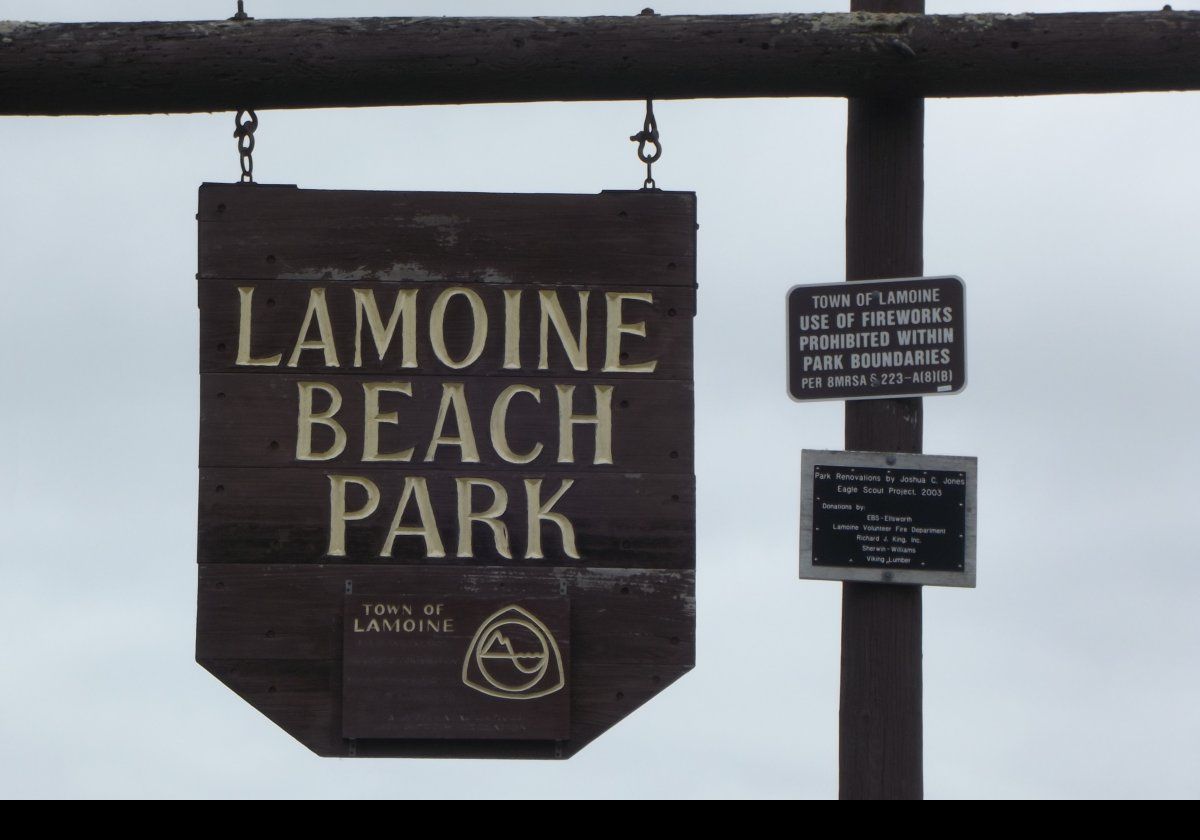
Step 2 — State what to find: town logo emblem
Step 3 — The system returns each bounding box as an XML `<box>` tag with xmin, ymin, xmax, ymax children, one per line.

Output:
<box><xmin>462</xmin><ymin>605</ymin><xmax>565</xmax><ymax>700</ymax></box>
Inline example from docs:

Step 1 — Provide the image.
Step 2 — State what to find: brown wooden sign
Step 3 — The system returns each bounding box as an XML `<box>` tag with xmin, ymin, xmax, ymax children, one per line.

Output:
<box><xmin>194</xmin><ymin>183</ymin><xmax>696</xmax><ymax>758</ymax></box>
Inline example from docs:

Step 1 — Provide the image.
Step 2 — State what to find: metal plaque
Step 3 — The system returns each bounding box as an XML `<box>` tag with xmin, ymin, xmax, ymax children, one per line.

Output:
<box><xmin>800</xmin><ymin>449</ymin><xmax>977</xmax><ymax>587</ymax></box>
<box><xmin>342</xmin><ymin>594</ymin><xmax>570</xmax><ymax>741</ymax></box>
<box><xmin>787</xmin><ymin>276</ymin><xmax>966</xmax><ymax>401</ymax></box>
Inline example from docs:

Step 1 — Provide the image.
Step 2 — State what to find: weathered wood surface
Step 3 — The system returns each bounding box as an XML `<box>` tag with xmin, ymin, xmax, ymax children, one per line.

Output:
<box><xmin>199</xmin><ymin>280</ymin><xmax>693</xmax><ymax>379</ymax></box>
<box><xmin>196</xmin><ymin>565</ymin><xmax>695</xmax><ymax>757</ymax></box>
<box><xmin>198</xmin><ymin>468</ymin><xmax>695</xmax><ymax>567</ymax></box>
<box><xmin>196</xmin><ymin>185</ymin><xmax>696</xmax><ymax>755</ymax></box>
<box><xmin>4</xmin><ymin>11</ymin><xmax>1200</xmax><ymax>115</ymax></box>
<box><xmin>198</xmin><ymin>185</ymin><xmax>697</xmax><ymax>288</ymax></box>
<box><xmin>200</xmin><ymin>374</ymin><xmax>693</xmax><ymax>472</ymax></box>
<box><xmin>840</xmin><ymin>0</ymin><xmax>924</xmax><ymax>802</ymax></box>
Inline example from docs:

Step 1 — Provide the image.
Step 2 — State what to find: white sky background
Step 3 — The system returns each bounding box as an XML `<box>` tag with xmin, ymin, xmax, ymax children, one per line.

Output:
<box><xmin>0</xmin><ymin>0</ymin><xmax>1197</xmax><ymax>799</ymax></box>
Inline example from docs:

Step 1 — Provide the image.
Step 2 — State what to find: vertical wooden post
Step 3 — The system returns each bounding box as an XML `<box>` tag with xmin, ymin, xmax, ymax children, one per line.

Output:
<box><xmin>840</xmin><ymin>0</ymin><xmax>925</xmax><ymax>800</ymax></box>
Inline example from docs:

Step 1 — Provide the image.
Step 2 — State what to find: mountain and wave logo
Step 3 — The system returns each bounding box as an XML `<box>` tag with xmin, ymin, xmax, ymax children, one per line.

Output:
<box><xmin>462</xmin><ymin>605</ymin><xmax>565</xmax><ymax>700</ymax></box>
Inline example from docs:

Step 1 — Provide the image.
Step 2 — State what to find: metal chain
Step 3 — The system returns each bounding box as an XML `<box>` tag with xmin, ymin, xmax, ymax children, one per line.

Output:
<box><xmin>230</xmin><ymin>4</ymin><xmax>257</xmax><ymax>184</ymax></box>
<box><xmin>629</xmin><ymin>98</ymin><xmax>662</xmax><ymax>190</ymax></box>
<box><xmin>233</xmin><ymin>109</ymin><xmax>258</xmax><ymax>183</ymax></box>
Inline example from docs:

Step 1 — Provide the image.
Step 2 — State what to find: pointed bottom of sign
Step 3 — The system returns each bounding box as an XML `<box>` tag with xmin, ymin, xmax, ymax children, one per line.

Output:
<box><xmin>196</xmin><ymin>564</ymin><xmax>694</xmax><ymax>758</ymax></box>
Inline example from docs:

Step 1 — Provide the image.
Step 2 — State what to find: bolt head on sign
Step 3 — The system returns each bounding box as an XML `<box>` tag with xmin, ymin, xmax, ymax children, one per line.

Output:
<box><xmin>194</xmin><ymin>183</ymin><xmax>697</xmax><ymax>758</ymax></box>
<box><xmin>787</xmin><ymin>276</ymin><xmax>966</xmax><ymax>401</ymax></box>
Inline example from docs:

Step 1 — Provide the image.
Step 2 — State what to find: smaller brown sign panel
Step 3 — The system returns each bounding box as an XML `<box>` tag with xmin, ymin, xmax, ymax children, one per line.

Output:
<box><xmin>342</xmin><ymin>595</ymin><xmax>569</xmax><ymax>740</ymax></box>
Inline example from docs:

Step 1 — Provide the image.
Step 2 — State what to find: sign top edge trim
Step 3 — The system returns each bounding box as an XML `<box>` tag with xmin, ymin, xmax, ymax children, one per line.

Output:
<box><xmin>198</xmin><ymin>182</ymin><xmax>698</xmax><ymax>201</ymax></box>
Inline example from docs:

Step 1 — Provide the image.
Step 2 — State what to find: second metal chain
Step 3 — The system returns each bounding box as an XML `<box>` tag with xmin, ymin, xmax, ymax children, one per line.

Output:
<box><xmin>230</xmin><ymin>3</ymin><xmax>257</xmax><ymax>184</ymax></box>
<box><xmin>234</xmin><ymin>109</ymin><xmax>258</xmax><ymax>183</ymax></box>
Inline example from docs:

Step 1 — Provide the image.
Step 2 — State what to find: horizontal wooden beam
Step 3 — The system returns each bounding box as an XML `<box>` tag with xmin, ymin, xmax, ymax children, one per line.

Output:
<box><xmin>2</xmin><ymin>11</ymin><xmax>1198</xmax><ymax>116</ymax></box>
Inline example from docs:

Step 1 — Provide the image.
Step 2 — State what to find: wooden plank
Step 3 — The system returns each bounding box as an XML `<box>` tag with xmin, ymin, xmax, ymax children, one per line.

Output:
<box><xmin>199</xmin><ymin>373</ymin><xmax>692</xmax><ymax>473</ymax></box>
<box><xmin>198</xmin><ymin>185</ymin><xmax>697</xmax><ymax>288</ymax></box>
<box><xmin>198</xmin><ymin>468</ymin><xmax>695</xmax><ymax>567</ymax></box>
<box><xmin>198</xmin><ymin>279</ymin><xmax>694</xmax><ymax>379</ymax></box>
<box><xmin>197</xmin><ymin>565</ymin><xmax>694</xmax><ymax>661</ymax></box>
<box><xmin>6</xmin><ymin>12</ymin><xmax>1200</xmax><ymax>116</ymax></box>
<box><xmin>197</xmin><ymin>564</ymin><xmax>694</xmax><ymax>757</ymax></box>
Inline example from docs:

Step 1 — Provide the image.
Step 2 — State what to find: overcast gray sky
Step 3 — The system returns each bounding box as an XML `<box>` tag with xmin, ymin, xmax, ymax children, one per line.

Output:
<box><xmin>1</xmin><ymin>0</ymin><xmax>1197</xmax><ymax>799</ymax></box>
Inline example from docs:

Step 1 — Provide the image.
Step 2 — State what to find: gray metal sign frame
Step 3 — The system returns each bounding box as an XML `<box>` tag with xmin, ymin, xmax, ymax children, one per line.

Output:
<box><xmin>800</xmin><ymin>449</ymin><xmax>978</xmax><ymax>588</ymax></box>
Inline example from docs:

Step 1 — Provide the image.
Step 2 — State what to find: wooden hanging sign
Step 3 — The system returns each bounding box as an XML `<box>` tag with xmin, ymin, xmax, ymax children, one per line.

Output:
<box><xmin>195</xmin><ymin>183</ymin><xmax>697</xmax><ymax>758</ymax></box>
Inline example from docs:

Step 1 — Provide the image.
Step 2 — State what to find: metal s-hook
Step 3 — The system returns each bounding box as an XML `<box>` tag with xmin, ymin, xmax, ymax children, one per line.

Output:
<box><xmin>630</xmin><ymin>98</ymin><xmax>662</xmax><ymax>190</ymax></box>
